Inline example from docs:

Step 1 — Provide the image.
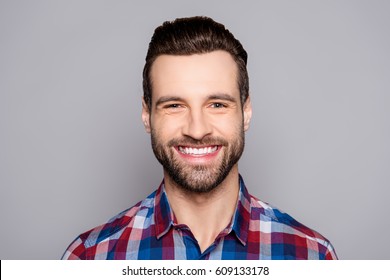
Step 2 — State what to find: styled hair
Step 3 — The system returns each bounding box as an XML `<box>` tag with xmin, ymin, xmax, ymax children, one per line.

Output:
<box><xmin>142</xmin><ymin>16</ymin><xmax>249</xmax><ymax>110</ymax></box>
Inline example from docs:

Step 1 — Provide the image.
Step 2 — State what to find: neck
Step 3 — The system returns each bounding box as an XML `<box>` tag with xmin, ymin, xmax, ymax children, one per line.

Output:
<box><xmin>163</xmin><ymin>166</ymin><xmax>240</xmax><ymax>252</ymax></box>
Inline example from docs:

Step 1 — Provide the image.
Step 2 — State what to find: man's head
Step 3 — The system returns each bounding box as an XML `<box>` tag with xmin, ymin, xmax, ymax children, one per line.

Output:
<box><xmin>143</xmin><ymin>16</ymin><xmax>249</xmax><ymax>111</ymax></box>
<box><xmin>142</xmin><ymin>16</ymin><xmax>252</xmax><ymax>193</ymax></box>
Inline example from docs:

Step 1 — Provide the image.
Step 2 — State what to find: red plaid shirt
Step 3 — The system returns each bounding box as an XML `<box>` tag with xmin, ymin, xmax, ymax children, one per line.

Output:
<box><xmin>62</xmin><ymin>176</ymin><xmax>337</xmax><ymax>260</ymax></box>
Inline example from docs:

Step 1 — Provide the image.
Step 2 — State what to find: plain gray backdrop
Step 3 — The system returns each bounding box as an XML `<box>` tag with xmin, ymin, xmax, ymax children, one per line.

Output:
<box><xmin>1</xmin><ymin>0</ymin><xmax>389</xmax><ymax>259</ymax></box>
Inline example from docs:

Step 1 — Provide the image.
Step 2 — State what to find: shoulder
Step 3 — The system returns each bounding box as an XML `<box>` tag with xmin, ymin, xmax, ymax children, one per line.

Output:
<box><xmin>248</xmin><ymin>195</ymin><xmax>337</xmax><ymax>259</ymax></box>
<box><xmin>250</xmin><ymin>195</ymin><xmax>321</xmax><ymax>238</ymax></box>
<box><xmin>84</xmin><ymin>196</ymin><xmax>155</xmax><ymax>245</ymax></box>
<box><xmin>62</xmin><ymin>191</ymin><xmax>157</xmax><ymax>259</ymax></box>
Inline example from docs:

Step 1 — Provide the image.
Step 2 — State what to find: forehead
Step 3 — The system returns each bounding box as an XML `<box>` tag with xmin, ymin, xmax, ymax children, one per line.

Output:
<box><xmin>150</xmin><ymin>51</ymin><xmax>239</xmax><ymax>100</ymax></box>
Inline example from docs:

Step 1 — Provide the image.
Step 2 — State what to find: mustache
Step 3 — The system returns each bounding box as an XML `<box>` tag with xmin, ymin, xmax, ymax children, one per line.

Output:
<box><xmin>167</xmin><ymin>136</ymin><xmax>228</xmax><ymax>147</ymax></box>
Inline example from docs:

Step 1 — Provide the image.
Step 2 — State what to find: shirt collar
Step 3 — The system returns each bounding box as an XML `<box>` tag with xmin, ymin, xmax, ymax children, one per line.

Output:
<box><xmin>230</xmin><ymin>175</ymin><xmax>251</xmax><ymax>245</ymax></box>
<box><xmin>154</xmin><ymin>181</ymin><xmax>176</xmax><ymax>239</ymax></box>
<box><xmin>154</xmin><ymin>175</ymin><xmax>251</xmax><ymax>245</ymax></box>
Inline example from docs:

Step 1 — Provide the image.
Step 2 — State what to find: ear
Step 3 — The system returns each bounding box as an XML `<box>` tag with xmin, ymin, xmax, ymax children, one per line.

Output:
<box><xmin>243</xmin><ymin>96</ymin><xmax>252</xmax><ymax>131</ymax></box>
<box><xmin>142</xmin><ymin>97</ymin><xmax>151</xmax><ymax>134</ymax></box>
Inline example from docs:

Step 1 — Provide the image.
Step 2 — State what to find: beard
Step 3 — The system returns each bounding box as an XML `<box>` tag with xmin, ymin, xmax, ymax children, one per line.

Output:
<box><xmin>151</xmin><ymin>126</ymin><xmax>245</xmax><ymax>194</ymax></box>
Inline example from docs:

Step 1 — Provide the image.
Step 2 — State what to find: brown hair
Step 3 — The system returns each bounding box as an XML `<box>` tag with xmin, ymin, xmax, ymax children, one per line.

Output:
<box><xmin>142</xmin><ymin>16</ymin><xmax>249</xmax><ymax>110</ymax></box>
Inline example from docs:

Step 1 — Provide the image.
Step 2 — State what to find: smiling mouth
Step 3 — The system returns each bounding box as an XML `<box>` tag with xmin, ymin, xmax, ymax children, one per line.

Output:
<box><xmin>177</xmin><ymin>145</ymin><xmax>219</xmax><ymax>156</ymax></box>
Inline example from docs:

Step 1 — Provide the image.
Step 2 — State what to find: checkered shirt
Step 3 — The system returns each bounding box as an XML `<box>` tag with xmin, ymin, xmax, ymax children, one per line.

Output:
<box><xmin>62</xmin><ymin>176</ymin><xmax>337</xmax><ymax>260</ymax></box>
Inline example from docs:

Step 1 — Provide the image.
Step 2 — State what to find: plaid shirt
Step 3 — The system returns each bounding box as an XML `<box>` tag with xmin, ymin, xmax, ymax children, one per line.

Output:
<box><xmin>62</xmin><ymin>176</ymin><xmax>337</xmax><ymax>260</ymax></box>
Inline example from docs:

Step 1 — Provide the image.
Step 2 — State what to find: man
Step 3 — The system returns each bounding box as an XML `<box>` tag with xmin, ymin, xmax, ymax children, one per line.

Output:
<box><xmin>62</xmin><ymin>16</ymin><xmax>337</xmax><ymax>260</ymax></box>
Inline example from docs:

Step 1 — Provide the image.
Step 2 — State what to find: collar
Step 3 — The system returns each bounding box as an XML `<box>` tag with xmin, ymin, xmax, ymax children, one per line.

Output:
<box><xmin>154</xmin><ymin>175</ymin><xmax>251</xmax><ymax>245</ymax></box>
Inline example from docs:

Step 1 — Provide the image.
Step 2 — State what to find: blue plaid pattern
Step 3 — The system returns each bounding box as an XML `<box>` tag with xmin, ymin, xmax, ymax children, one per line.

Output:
<box><xmin>62</xmin><ymin>176</ymin><xmax>337</xmax><ymax>260</ymax></box>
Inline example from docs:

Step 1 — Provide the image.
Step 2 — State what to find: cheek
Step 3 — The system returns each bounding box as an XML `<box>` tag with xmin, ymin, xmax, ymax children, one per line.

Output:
<box><xmin>152</xmin><ymin>111</ymin><xmax>243</xmax><ymax>138</ymax></box>
<box><xmin>210</xmin><ymin>114</ymin><xmax>243</xmax><ymax>136</ymax></box>
<box><xmin>151</xmin><ymin>117</ymin><xmax>182</xmax><ymax>138</ymax></box>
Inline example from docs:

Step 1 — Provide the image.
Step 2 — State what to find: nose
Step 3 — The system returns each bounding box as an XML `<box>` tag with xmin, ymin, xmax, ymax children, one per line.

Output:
<box><xmin>181</xmin><ymin>109</ymin><xmax>212</xmax><ymax>140</ymax></box>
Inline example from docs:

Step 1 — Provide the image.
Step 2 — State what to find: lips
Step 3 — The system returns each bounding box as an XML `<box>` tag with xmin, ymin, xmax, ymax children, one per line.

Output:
<box><xmin>177</xmin><ymin>145</ymin><xmax>219</xmax><ymax>156</ymax></box>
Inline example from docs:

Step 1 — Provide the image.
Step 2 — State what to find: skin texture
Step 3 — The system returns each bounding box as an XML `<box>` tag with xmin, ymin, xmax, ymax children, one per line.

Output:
<box><xmin>142</xmin><ymin>51</ymin><xmax>252</xmax><ymax>252</ymax></box>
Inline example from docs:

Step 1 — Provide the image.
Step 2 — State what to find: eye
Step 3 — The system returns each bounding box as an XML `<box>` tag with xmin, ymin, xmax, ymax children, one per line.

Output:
<box><xmin>164</xmin><ymin>103</ymin><xmax>182</xmax><ymax>109</ymax></box>
<box><xmin>210</xmin><ymin>103</ymin><xmax>226</xmax><ymax>108</ymax></box>
<box><xmin>161</xmin><ymin>103</ymin><xmax>186</xmax><ymax>113</ymax></box>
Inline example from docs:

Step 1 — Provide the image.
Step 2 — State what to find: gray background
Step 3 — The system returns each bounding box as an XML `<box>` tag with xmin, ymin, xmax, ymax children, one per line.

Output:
<box><xmin>1</xmin><ymin>0</ymin><xmax>389</xmax><ymax>260</ymax></box>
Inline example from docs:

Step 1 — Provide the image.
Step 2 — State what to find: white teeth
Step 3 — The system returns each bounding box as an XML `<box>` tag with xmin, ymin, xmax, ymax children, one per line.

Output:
<box><xmin>179</xmin><ymin>146</ymin><xmax>218</xmax><ymax>155</ymax></box>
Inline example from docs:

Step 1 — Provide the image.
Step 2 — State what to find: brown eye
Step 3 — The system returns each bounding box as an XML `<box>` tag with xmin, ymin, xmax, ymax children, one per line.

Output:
<box><xmin>165</xmin><ymin>104</ymin><xmax>181</xmax><ymax>108</ymax></box>
<box><xmin>211</xmin><ymin>103</ymin><xmax>225</xmax><ymax>108</ymax></box>
<box><xmin>162</xmin><ymin>103</ymin><xmax>185</xmax><ymax>113</ymax></box>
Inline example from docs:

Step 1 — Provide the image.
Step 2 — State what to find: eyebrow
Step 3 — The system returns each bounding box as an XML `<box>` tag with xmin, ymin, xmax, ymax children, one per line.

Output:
<box><xmin>207</xmin><ymin>93</ymin><xmax>237</xmax><ymax>103</ymax></box>
<box><xmin>155</xmin><ymin>93</ymin><xmax>238</xmax><ymax>107</ymax></box>
<box><xmin>155</xmin><ymin>96</ymin><xmax>184</xmax><ymax>108</ymax></box>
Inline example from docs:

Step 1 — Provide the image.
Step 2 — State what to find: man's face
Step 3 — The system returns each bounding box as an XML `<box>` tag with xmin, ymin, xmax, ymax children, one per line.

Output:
<box><xmin>142</xmin><ymin>51</ymin><xmax>252</xmax><ymax>193</ymax></box>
